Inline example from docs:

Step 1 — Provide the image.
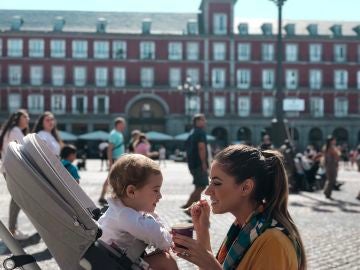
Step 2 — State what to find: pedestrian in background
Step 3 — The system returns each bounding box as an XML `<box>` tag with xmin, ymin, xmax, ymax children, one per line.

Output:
<box><xmin>98</xmin><ymin>140</ymin><xmax>109</xmax><ymax>171</ymax></box>
<box><xmin>173</xmin><ymin>144</ymin><xmax>306</xmax><ymax>270</ymax></box>
<box><xmin>128</xmin><ymin>129</ymin><xmax>141</xmax><ymax>153</ymax></box>
<box><xmin>158</xmin><ymin>145</ymin><xmax>166</xmax><ymax>167</ymax></box>
<box><xmin>32</xmin><ymin>111</ymin><xmax>62</xmax><ymax>157</ymax></box>
<box><xmin>60</xmin><ymin>144</ymin><xmax>80</xmax><ymax>184</ymax></box>
<box><xmin>0</xmin><ymin>109</ymin><xmax>30</xmax><ymax>239</ymax></box>
<box><xmin>323</xmin><ymin>135</ymin><xmax>340</xmax><ymax>199</ymax></box>
<box><xmin>98</xmin><ymin>117</ymin><xmax>126</xmax><ymax>205</ymax></box>
<box><xmin>181</xmin><ymin>114</ymin><xmax>209</xmax><ymax>214</ymax></box>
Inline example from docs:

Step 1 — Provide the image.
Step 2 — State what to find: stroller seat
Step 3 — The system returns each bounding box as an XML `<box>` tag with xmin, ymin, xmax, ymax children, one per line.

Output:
<box><xmin>2</xmin><ymin>134</ymin><xmax>147</xmax><ymax>270</ymax></box>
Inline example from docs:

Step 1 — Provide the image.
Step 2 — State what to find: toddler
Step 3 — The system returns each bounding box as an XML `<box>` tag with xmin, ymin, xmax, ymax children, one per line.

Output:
<box><xmin>98</xmin><ymin>154</ymin><xmax>178</xmax><ymax>270</ymax></box>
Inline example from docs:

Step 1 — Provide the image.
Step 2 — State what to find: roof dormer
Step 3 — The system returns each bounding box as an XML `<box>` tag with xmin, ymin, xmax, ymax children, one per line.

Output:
<box><xmin>353</xmin><ymin>25</ymin><xmax>360</xmax><ymax>36</ymax></box>
<box><xmin>96</xmin><ymin>18</ymin><xmax>107</xmax><ymax>33</ymax></box>
<box><xmin>187</xmin><ymin>19</ymin><xmax>198</xmax><ymax>35</ymax></box>
<box><xmin>284</xmin><ymin>23</ymin><xmax>295</xmax><ymax>36</ymax></box>
<box><xmin>330</xmin><ymin>24</ymin><xmax>342</xmax><ymax>37</ymax></box>
<box><xmin>142</xmin><ymin>18</ymin><xmax>152</xmax><ymax>34</ymax></box>
<box><xmin>11</xmin><ymin>16</ymin><xmax>23</xmax><ymax>31</ymax></box>
<box><xmin>306</xmin><ymin>24</ymin><xmax>318</xmax><ymax>36</ymax></box>
<box><xmin>53</xmin><ymin>16</ymin><xmax>65</xmax><ymax>32</ymax></box>
<box><xmin>238</xmin><ymin>23</ymin><xmax>248</xmax><ymax>35</ymax></box>
<box><xmin>261</xmin><ymin>23</ymin><xmax>273</xmax><ymax>36</ymax></box>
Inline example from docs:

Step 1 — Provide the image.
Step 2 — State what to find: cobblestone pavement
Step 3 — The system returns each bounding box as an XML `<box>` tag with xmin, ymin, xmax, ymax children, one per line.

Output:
<box><xmin>1</xmin><ymin>160</ymin><xmax>360</xmax><ymax>269</ymax></box>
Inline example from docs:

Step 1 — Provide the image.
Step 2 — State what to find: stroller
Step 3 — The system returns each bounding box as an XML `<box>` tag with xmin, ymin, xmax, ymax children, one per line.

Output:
<box><xmin>0</xmin><ymin>134</ymin><xmax>148</xmax><ymax>270</ymax></box>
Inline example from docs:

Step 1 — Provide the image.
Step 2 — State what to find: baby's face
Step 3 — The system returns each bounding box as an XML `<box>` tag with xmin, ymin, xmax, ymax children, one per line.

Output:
<box><xmin>134</xmin><ymin>173</ymin><xmax>163</xmax><ymax>213</ymax></box>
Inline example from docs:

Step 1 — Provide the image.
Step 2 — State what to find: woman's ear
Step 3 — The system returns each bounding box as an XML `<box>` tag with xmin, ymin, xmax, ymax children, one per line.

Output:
<box><xmin>125</xmin><ymin>185</ymin><xmax>136</xmax><ymax>199</ymax></box>
<box><xmin>240</xmin><ymin>178</ymin><xmax>254</xmax><ymax>196</ymax></box>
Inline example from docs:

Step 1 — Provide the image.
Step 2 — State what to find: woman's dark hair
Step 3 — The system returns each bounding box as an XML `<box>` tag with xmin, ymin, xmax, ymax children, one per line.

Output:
<box><xmin>32</xmin><ymin>111</ymin><xmax>61</xmax><ymax>143</ymax></box>
<box><xmin>0</xmin><ymin>109</ymin><xmax>29</xmax><ymax>151</ymax></box>
<box><xmin>214</xmin><ymin>144</ymin><xmax>306</xmax><ymax>270</ymax></box>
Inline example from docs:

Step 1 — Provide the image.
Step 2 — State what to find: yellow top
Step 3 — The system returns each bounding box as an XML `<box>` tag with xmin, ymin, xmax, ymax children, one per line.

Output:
<box><xmin>234</xmin><ymin>228</ymin><xmax>298</xmax><ymax>270</ymax></box>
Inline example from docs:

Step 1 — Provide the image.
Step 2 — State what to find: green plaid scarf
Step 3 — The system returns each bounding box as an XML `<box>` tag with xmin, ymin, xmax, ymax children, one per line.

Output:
<box><xmin>216</xmin><ymin>206</ymin><xmax>300</xmax><ymax>270</ymax></box>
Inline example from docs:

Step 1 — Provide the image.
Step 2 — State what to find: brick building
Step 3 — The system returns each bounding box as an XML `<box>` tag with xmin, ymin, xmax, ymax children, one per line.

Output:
<box><xmin>0</xmin><ymin>0</ymin><xmax>360</xmax><ymax>149</ymax></box>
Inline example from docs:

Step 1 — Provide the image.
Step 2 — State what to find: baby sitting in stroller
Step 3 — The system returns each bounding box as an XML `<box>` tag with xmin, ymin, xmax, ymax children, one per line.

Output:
<box><xmin>98</xmin><ymin>154</ymin><xmax>178</xmax><ymax>270</ymax></box>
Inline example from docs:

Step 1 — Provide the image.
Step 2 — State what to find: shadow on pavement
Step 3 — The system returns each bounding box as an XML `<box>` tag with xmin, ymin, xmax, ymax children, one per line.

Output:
<box><xmin>31</xmin><ymin>248</ymin><xmax>53</xmax><ymax>261</ymax></box>
<box><xmin>0</xmin><ymin>232</ymin><xmax>41</xmax><ymax>255</ymax></box>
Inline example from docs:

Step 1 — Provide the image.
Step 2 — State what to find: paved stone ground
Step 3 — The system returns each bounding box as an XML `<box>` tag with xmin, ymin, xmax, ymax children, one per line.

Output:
<box><xmin>0</xmin><ymin>159</ymin><xmax>360</xmax><ymax>269</ymax></box>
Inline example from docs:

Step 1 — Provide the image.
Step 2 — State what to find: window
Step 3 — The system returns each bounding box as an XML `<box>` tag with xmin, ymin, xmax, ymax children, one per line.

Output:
<box><xmin>30</xmin><ymin>66</ymin><xmax>43</xmax><ymax>86</ymax></box>
<box><xmin>52</xmin><ymin>66</ymin><xmax>65</xmax><ymax>86</ymax></box>
<box><xmin>112</xmin><ymin>41</ymin><xmax>127</xmax><ymax>59</ymax></box>
<box><xmin>238</xmin><ymin>43</ymin><xmax>251</xmax><ymax>61</ymax></box>
<box><xmin>27</xmin><ymin>94</ymin><xmax>44</xmax><ymax>114</ymax></box>
<box><xmin>186</xmin><ymin>42</ymin><xmax>199</xmax><ymax>60</ymax></box>
<box><xmin>185</xmin><ymin>96</ymin><xmax>200</xmax><ymax>115</ymax></box>
<box><xmin>238</xmin><ymin>97</ymin><xmax>250</xmax><ymax>117</ymax></box>
<box><xmin>168</xmin><ymin>42</ymin><xmax>182</xmax><ymax>60</ymax></box>
<box><xmin>310</xmin><ymin>97</ymin><xmax>324</xmax><ymax>117</ymax></box>
<box><xmin>286</xmin><ymin>69</ymin><xmax>298</xmax><ymax>90</ymax></box>
<box><xmin>262</xmin><ymin>44</ymin><xmax>274</xmax><ymax>61</ymax></box>
<box><xmin>94</xmin><ymin>95</ymin><xmax>109</xmax><ymax>114</ymax></box>
<box><xmin>236</xmin><ymin>69</ymin><xmax>251</xmax><ymax>89</ymax></box>
<box><xmin>309</xmin><ymin>44</ymin><xmax>322</xmax><ymax>62</ymax></box>
<box><xmin>51</xmin><ymin>40</ymin><xmax>66</xmax><ymax>58</ymax></box>
<box><xmin>72</xmin><ymin>95</ymin><xmax>88</xmax><ymax>114</ymax></box>
<box><xmin>8</xmin><ymin>65</ymin><xmax>22</xmax><ymax>85</ymax></box>
<box><xmin>29</xmin><ymin>39</ymin><xmax>44</xmax><ymax>58</ymax></box>
<box><xmin>309</xmin><ymin>70</ymin><xmax>322</xmax><ymax>90</ymax></box>
<box><xmin>213</xmin><ymin>13</ymin><xmax>227</xmax><ymax>35</ymax></box>
<box><xmin>113</xmin><ymin>67</ymin><xmax>126</xmax><ymax>87</ymax></box>
<box><xmin>334</xmin><ymin>70</ymin><xmax>348</xmax><ymax>90</ymax></box>
<box><xmin>212</xmin><ymin>68</ymin><xmax>226</xmax><ymax>88</ymax></box>
<box><xmin>51</xmin><ymin>95</ymin><xmax>66</xmax><ymax>114</ymax></box>
<box><xmin>262</xmin><ymin>97</ymin><xmax>275</xmax><ymax>117</ymax></box>
<box><xmin>7</xmin><ymin>39</ymin><xmax>23</xmax><ymax>57</ymax></box>
<box><xmin>8</xmin><ymin>94</ymin><xmax>21</xmax><ymax>113</ymax></box>
<box><xmin>95</xmin><ymin>67</ymin><xmax>108</xmax><ymax>87</ymax></box>
<box><xmin>334</xmin><ymin>97</ymin><xmax>348</xmax><ymax>117</ymax></box>
<box><xmin>169</xmin><ymin>68</ymin><xmax>181</xmax><ymax>88</ymax></box>
<box><xmin>94</xmin><ymin>41</ymin><xmax>109</xmax><ymax>59</ymax></box>
<box><xmin>213</xmin><ymin>96</ymin><xmax>226</xmax><ymax>117</ymax></box>
<box><xmin>186</xmin><ymin>68</ymin><xmax>199</xmax><ymax>84</ymax></box>
<box><xmin>285</xmin><ymin>44</ymin><xmax>298</xmax><ymax>62</ymax></box>
<box><xmin>140</xmin><ymin>42</ymin><xmax>155</xmax><ymax>60</ymax></box>
<box><xmin>334</xmin><ymin>44</ymin><xmax>347</xmax><ymax>62</ymax></box>
<box><xmin>357</xmin><ymin>71</ymin><xmax>360</xmax><ymax>90</ymax></box>
<box><xmin>73</xmin><ymin>66</ymin><xmax>87</xmax><ymax>86</ymax></box>
<box><xmin>141</xmin><ymin>67</ymin><xmax>154</xmax><ymax>87</ymax></box>
<box><xmin>262</xmin><ymin>69</ymin><xmax>275</xmax><ymax>90</ymax></box>
<box><xmin>72</xmin><ymin>40</ymin><xmax>88</xmax><ymax>58</ymax></box>
<box><xmin>213</xmin><ymin>42</ymin><xmax>226</xmax><ymax>60</ymax></box>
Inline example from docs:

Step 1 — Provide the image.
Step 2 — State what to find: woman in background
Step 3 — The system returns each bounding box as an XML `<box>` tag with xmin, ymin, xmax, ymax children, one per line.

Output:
<box><xmin>323</xmin><ymin>135</ymin><xmax>340</xmax><ymax>199</ymax></box>
<box><xmin>32</xmin><ymin>111</ymin><xmax>62</xmax><ymax>156</ymax></box>
<box><xmin>0</xmin><ymin>109</ymin><xmax>30</xmax><ymax>239</ymax></box>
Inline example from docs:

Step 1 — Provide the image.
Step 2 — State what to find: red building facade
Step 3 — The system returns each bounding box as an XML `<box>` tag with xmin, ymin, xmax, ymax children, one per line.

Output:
<box><xmin>0</xmin><ymin>0</ymin><xmax>360</xmax><ymax>149</ymax></box>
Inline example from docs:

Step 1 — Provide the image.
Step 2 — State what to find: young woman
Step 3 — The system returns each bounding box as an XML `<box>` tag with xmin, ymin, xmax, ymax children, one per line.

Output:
<box><xmin>323</xmin><ymin>135</ymin><xmax>340</xmax><ymax>199</ymax></box>
<box><xmin>32</xmin><ymin>111</ymin><xmax>62</xmax><ymax>156</ymax></box>
<box><xmin>0</xmin><ymin>109</ymin><xmax>30</xmax><ymax>239</ymax></box>
<box><xmin>173</xmin><ymin>144</ymin><xmax>306</xmax><ymax>270</ymax></box>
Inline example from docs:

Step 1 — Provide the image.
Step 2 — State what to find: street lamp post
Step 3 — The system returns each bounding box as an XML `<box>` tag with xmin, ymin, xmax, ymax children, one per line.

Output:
<box><xmin>178</xmin><ymin>76</ymin><xmax>201</xmax><ymax>131</ymax></box>
<box><xmin>270</xmin><ymin>0</ymin><xmax>289</xmax><ymax>147</ymax></box>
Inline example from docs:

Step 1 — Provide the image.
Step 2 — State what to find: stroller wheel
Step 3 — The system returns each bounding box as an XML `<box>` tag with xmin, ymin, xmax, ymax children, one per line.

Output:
<box><xmin>3</xmin><ymin>258</ymin><xmax>16</xmax><ymax>270</ymax></box>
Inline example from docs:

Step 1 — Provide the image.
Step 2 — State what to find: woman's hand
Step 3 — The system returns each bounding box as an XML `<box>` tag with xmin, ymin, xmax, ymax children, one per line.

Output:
<box><xmin>191</xmin><ymin>199</ymin><xmax>210</xmax><ymax>233</ymax></box>
<box><xmin>172</xmin><ymin>233</ymin><xmax>222</xmax><ymax>270</ymax></box>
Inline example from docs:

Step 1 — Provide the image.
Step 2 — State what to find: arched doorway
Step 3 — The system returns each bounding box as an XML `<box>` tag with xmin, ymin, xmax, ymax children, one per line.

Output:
<box><xmin>211</xmin><ymin>127</ymin><xmax>228</xmax><ymax>148</ymax></box>
<box><xmin>333</xmin><ymin>127</ymin><xmax>348</xmax><ymax>145</ymax></box>
<box><xmin>237</xmin><ymin>127</ymin><xmax>252</xmax><ymax>145</ymax></box>
<box><xmin>127</xmin><ymin>97</ymin><xmax>167</xmax><ymax>133</ymax></box>
<box><xmin>308</xmin><ymin>128</ymin><xmax>323</xmax><ymax>150</ymax></box>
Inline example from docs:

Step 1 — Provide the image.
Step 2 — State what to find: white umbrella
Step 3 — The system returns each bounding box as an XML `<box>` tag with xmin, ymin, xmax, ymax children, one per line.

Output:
<box><xmin>58</xmin><ymin>131</ymin><xmax>77</xmax><ymax>141</ymax></box>
<box><xmin>78</xmin><ymin>131</ymin><xmax>109</xmax><ymax>141</ymax></box>
<box><xmin>145</xmin><ymin>131</ymin><xmax>173</xmax><ymax>141</ymax></box>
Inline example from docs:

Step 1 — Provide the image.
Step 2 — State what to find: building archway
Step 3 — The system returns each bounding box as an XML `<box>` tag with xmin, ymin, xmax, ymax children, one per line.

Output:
<box><xmin>332</xmin><ymin>127</ymin><xmax>348</xmax><ymax>145</ymax></box>
<box><xmin>308</xmin><ymin>128</ymin><xmax>323</xmax><ymax>150</ymax></box>
<box><xmin>126</xmin><ymin>95</ymin><xmax>168</xmax><ymax>133</ymax></box>
<box><xmin>211</xmin><ymin>127</ymin><xmax>228</xmax><ymax>147</ymax></box>
<box><xmin>237</xmin><ymin>127</ymin><xmax>252</xmax><ymax>144</ymax></box>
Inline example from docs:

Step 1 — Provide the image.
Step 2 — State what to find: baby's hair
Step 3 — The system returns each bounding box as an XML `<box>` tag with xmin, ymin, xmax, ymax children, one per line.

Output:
<box><xmin>109</xmin><ymin>154</ymin><xmax>161</xmax><ymax>198</ymax></box>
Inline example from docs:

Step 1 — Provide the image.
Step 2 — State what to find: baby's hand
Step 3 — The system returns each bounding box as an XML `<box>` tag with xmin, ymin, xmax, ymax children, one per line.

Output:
<box><xmin>190</xmin><ymin>199</ymin><xmax>210</xmax><ymax>231</ymax></box>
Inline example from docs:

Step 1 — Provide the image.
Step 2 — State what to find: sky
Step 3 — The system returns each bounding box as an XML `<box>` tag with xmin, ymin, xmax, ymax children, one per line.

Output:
<box><xmin>0</xmin><ymin>0</ymin><xmax>358</xmax><ymax>22</ymax></box>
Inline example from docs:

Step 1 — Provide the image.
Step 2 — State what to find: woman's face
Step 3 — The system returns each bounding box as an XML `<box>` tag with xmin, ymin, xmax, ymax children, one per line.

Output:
<box><xmin>205</xmin><ymin>161</ymin><xmax>246</xmax><ymax>215</ymax></box>
<box><xmin>43</xmin><ymin>115</ymin><xmax>55</xmax><ymax>132</ymax></box>
<box><xmin>18</xmin><ymin>113</ymin><xmax>29</xmax><ymax>129</ymax></box>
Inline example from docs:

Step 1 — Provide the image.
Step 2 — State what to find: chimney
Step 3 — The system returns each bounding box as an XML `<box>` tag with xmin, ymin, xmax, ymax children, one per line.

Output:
<box><xmin>284</xmin><ymin>24</ymin><xmax>295</xmax><ymax>36</ymax></box>
<box><xmin>53</xmin><ymin>16</ymin><xmax>65</xmax><ymax>32</ymax></box>
<box><xmin>353</xmin><ymin>25</ymin><xmax>360</xmax><ymax>36</ymax></box>
<box><xmin>330</xmin><ymin>24</ymin><xmax>342</xmax><ymax>37</ymax></box>
<box><xmin>142</xmin><ymin>19</ymin><xmax>152</xmax><ymax>34</ymax></box>
<box><xmin>96</xmin><ymin>18</ymin><xmax>107</xmax><ymax>33</ymax></box>
<box><xmin>261</xmin><ymin>23</ymin><xmax>272</xmax><ymax>36</ymax></box>
<box><xmin>11</xmin><ymin>16</ymin><xmax>24</xmax><ymax>31</ymax></box>
<box><xmin>187</xmin><ymin>19</ymin><xmax>198</xmax><ymax>35</ymax></box>
<box><xmin>238</xmin><ymin>23</ymin><xmax>248</xmax><ymax>35</ymax></box>
<box><xmin>306</xmin><ymin>24</ymin><xmax>318</xmax><ymax>36</ymax></box>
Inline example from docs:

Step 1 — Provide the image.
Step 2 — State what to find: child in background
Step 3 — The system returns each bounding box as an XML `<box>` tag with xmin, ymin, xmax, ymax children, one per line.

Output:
<box><xmin>98</xmin><ymin>154</ymin><xmax>178</xmax><ymax>270</ymax></box>
<box><xmin>60</xmin><ymin>144</ymin><xmax>80</xmax><ymax>184</ymax></box>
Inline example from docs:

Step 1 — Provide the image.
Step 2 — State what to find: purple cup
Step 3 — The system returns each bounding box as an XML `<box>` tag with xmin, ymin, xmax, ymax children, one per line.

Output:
<box><xmin>172</xmin><ymin>223</ymin><xmax>194</xmax><ymax>248</ymax></box>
